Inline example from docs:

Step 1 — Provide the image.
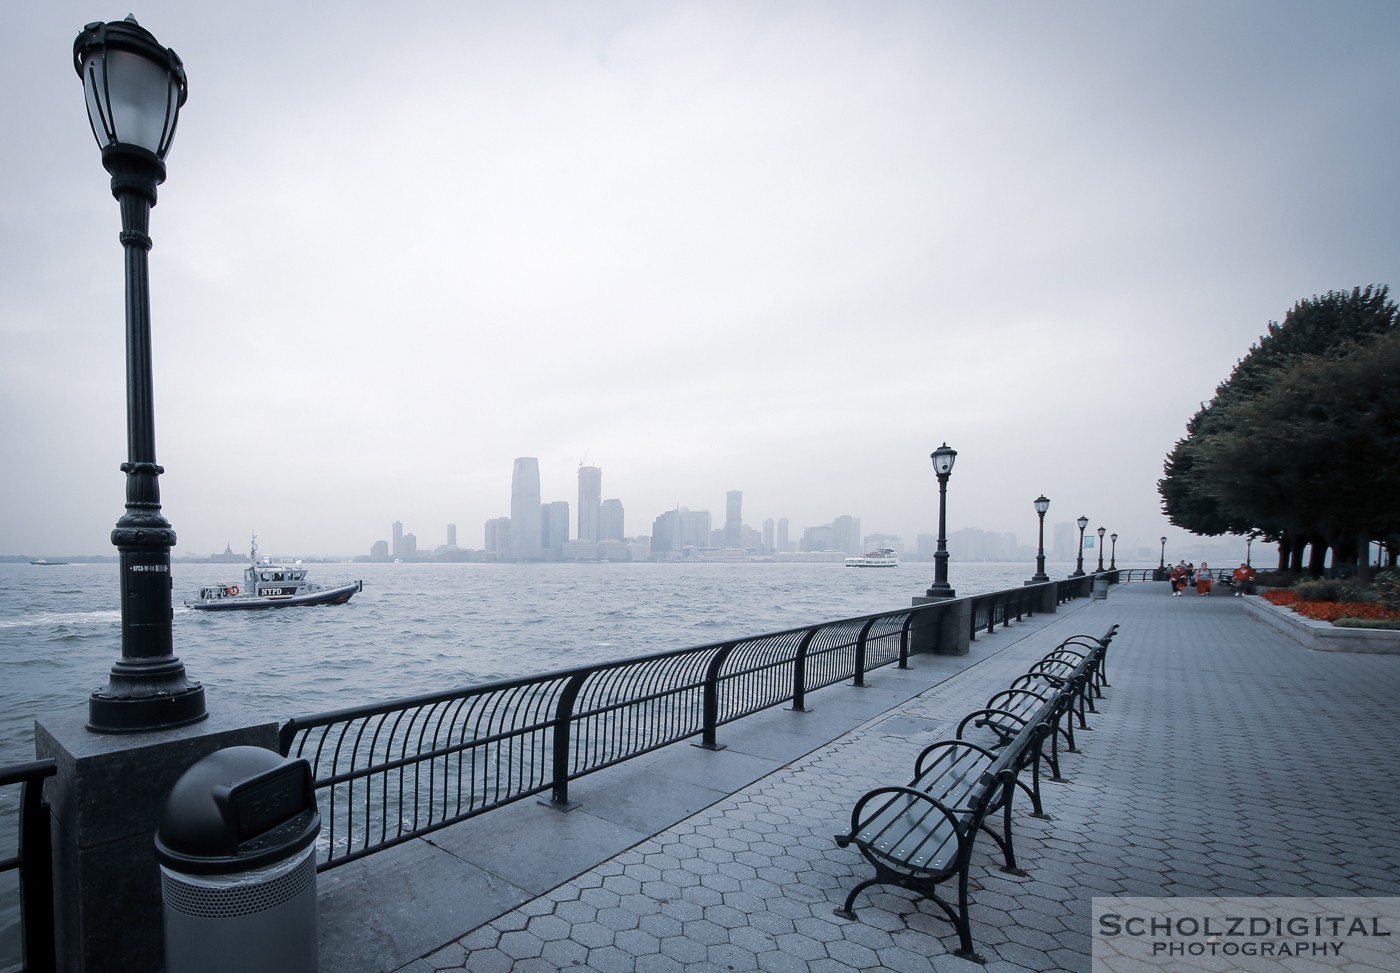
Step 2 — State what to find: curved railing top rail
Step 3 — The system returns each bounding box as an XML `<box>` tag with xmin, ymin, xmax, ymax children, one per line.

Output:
<box><xmin>279</xmin><ymin>598</ymin><xmax>944</xmax><ymax>744</ymax></box>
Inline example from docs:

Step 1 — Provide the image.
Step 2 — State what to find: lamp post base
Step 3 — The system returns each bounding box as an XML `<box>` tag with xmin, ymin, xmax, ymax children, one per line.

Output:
<box><xmin>88</xmin><ymin>656</ymin><xmax>206</xmax><ymax>733</ymax></box>
<box><xmin>924</xmin><ymin>583</ymin><xmax>957</xmax><ymax>599</ymax></box>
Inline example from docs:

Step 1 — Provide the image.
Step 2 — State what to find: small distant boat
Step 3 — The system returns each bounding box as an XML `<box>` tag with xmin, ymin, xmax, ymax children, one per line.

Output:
<box><xmin>30</xmin><ymin>559</ymin><xmax>69</xmax><ymax>566</ymax></box>
<box><xmin>845</xmin><ymin>549</ymin><xmax>899</xmax><ymax>568</ymax></box>
<box><xmin>187</xmin><ymin>536</ymin><xmax>362</xmax><ymax>611</ymax></box>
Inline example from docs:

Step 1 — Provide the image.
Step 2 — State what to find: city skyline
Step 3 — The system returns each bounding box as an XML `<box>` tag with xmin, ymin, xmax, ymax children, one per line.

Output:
<box><xmin>350</xmin><ymin>457</ymin><xmax>1177</xmax><ymax>565</ymax></box>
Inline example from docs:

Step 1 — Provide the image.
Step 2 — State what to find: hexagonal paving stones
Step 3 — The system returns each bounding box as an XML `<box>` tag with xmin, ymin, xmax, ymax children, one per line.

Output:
<box><xmin>393</xmin><ymin>587</ymin><xmax>1400</xmax><ymax>972</ymax></box>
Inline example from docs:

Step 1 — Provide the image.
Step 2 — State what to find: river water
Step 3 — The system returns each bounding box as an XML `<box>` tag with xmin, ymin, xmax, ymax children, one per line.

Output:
<box><xmin>0</xmin><ymin>558</ymin><xmax>1106</xmax><ymax>768</ymax></box>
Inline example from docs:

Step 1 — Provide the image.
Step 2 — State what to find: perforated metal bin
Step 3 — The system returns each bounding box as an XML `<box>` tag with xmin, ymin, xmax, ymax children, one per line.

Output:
<box><xmin>155</xmin><ymin>746</ymin><xmax>320</xmax><ymax>973</ymax></box>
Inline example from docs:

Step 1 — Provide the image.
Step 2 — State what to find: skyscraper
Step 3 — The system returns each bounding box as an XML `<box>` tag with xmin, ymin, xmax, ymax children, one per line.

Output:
<box><xmin>542</xmin><ymin>501</ymin><xmax>570</xmax><ymax>558</ymax></box>
<box><xmin>578</xmin><ymin>466</ymin><xmax>602</xmax><ymax>541</ymax></box>
<box><xmin>725</xmin><ymin>490</ymin><xmax>742</xmax><ymax>548</ymax></box>
<box><xmin>599</xmin><ymin>498</ymin><xmax>624</xmax><ymax>541</ymax></box>
<box><xmin>510</xmin><ymin>457</ymin><xmax>542</xmax><ymax>561</ymax></box>
<box><xmin>392</xmin><ymin>521</ymin><xmax>404</xmax><ymax>559</ymax></box>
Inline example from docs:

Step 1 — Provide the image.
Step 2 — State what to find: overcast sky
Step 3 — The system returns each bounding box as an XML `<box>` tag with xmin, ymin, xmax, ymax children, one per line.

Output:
<box><xmin>4</xmin><ymin>1</ymin><xmax>1397</xmax><ymax>559</ymax></box>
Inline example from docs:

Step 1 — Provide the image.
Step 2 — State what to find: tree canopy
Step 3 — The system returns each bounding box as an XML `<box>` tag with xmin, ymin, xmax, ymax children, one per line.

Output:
<box><xmin>1158</xmin><ymin>286</ymin><xmax>1399</xmax><ymax>567</ymax></box>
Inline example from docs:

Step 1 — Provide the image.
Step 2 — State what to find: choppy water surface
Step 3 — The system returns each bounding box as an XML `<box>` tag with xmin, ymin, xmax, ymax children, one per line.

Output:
<box><xmin>0</xmin><ymin>559</ymin><xmax>1093</xmax><ymax>767</ymax></box>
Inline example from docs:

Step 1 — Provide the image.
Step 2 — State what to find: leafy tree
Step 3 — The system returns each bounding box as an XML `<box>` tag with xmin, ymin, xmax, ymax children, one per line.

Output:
<box><xmin>1158</xmin><ymin>286</ymin><xmax>1398</xmax><ymax>570</ymax></box>
<box><xmin>1193</xmin><ymin>328</ymin><xmax>1400</xmax><ymax>550</ymax></box>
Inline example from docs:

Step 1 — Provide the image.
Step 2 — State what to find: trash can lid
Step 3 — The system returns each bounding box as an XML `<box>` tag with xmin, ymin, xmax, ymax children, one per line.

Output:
<box><xmin>155</xmin><ymin>745</ymin><xmax>320</xmax><ymax>874</ymax></box>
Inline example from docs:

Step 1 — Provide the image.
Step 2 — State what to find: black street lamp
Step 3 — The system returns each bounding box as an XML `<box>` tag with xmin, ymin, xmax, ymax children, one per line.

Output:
<box><xmin>1073</xmin><ymin>516</ymin><xmax>1089</xmax><ymax>576</ymax></box>
<box><xmin>1109</xmin><ymin>532</ymin><xmax>1118</xmax><ymax>570</ymax></box>
<box><xmin>925</xmin><ymin>444</ymin><xmax>957</xmax><ymax>597</ymax></box>
<box><xmin>1096</xmin><ymin>527</ymin><xmax>1106</xmax><ymax>573</ymax></box>
<box><xmin>1159</xmin><ymin>536</ymin><xmax>1167</xmax><ymax>570</ymax></box>
<box><xmin>1031</xmin><ymin>495</ymin><xmax>1050</xmax><ymax>583</ymax></box>
<box><xmin>1247</xmin><ymin>532</ymin><xmax>1255</xmax><ymax>567</ymax></box>
<box><xmin>75</xmin><ymin>17</ymin><xmax>206</xmax><ymax>733</ymax></box>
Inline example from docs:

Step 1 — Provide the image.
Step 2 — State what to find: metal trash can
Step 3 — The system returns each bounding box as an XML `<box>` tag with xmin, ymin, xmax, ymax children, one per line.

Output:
<box><xmin>1092</xmin><ymin>577</ymin><xmax>1110</xmax><ymax>600</ymax></box>
<box><xmin>155</xmin><ymin>746</ymin><xmax>320</xmax><ymax>973</ymax></box>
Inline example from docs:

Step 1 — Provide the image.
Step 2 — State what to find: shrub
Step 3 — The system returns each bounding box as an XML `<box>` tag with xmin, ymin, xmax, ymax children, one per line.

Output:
<box><xmin>1333</xmin><ymin>617</ymin><xmax>1400</xmax><ymax>630</ymax></box>
<box><xmin>1293</xmin><ymin>578</ymin><xmax>1370</xmax><ymax>603</ymax></box>
<box><xmin>1372</xmin><ymin>570</ymin><xmax>1400</xmax><ymax>610</ymax></box>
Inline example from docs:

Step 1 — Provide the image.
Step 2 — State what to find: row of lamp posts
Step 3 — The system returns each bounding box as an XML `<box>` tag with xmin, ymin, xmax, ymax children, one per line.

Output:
<box><xmin>924</xmin><ymin>444</ymin><xmax>1123</xmax><ymax>598</ymax></box>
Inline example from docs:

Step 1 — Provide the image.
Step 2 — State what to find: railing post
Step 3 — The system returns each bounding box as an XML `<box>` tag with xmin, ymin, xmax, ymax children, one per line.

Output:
<box><xmin>898</xmin><ymin>613</ymin><xmax>915</xmax><ymax>668</ymax></box>
<box><xmin>700</xmin><ymin>643</ymin><xmax>737</xmax><ymax>750</ymax></box>
<box><xmin>550</xmin><ymin>672</ymin><xmax>589</xmax><ymax>807</ymax></box>
<box><xmin>791</xmin><ymin>629</ymin><xmax>818</xmax><ymax>711</ymax></box>
<box><xmin>852</xmin><ymin>618</ymin><xmax>877</xmax><ymax>688</ymax></box>
<box><xmin>15</xmin><ymin>760</ymin><xmax>57</xmax><ymax>973</ymax></box>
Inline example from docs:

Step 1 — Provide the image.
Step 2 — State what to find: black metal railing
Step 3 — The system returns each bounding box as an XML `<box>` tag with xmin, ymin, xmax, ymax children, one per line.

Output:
<box><xmin>279</xmin><ymin>576</ymin><xmax>1094</xmax><ymax>872</ymax></box>
<box><xmin>1116</xmin><ymin>568</ymin><xmax>1161</xmax><ymax>582</ymax></box>
<box><xmin>1</xmin><ymin>758</ymin><xmax>56</xmax><ymax>973</ymax></box>
<box><xmin>281</xmin><ymin>590</ymin><xmax>979</xmax><ymax>871</ymax></box>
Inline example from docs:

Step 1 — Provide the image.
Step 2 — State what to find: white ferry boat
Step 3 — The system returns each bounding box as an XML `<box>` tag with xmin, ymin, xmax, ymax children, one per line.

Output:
<box><xmin>845</xmin><ymin>548</ymin><xmax>899</xmax><ymax>568</ymax></box>
<box><xmin>187</xmin><ymin>537</ymin><xmax>362</xmax><ymax>611</ymax></box>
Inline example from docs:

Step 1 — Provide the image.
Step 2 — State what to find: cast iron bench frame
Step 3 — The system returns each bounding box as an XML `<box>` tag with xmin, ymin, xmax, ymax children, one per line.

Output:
<box><xmin>832</xmin><ymin>711</ymin><xmax>1051</xmax><ymax>961</ymax></box>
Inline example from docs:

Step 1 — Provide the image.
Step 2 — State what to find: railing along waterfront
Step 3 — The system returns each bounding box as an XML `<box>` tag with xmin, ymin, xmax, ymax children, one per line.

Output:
<box><xmin>0</xmin><ymin>758</ymin><xmax>56</xmax><ymax>973</ymax></box>
<box><xmin>279</xmin><ymin>579</ymin><xmax>1091</xmax><ymax>872</ymax></box>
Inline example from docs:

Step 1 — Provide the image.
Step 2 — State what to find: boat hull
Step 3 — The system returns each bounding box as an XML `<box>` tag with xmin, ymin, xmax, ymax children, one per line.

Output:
<box><xmin>187</xmin><ymin>580</ymin><xmax>362</xmax><ymax>611</ymax></box>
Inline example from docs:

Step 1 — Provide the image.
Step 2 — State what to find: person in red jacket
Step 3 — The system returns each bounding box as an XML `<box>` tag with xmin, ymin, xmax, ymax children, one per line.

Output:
<box><xmin>1169</xmin><ymin>561</ymin><xmax>1188</xmax><ymax>596</ymax></box>
<box><xmin>1232</xmin><ymin>563</ymin><xmax>1256</xmax><ymax>596</ymax></box>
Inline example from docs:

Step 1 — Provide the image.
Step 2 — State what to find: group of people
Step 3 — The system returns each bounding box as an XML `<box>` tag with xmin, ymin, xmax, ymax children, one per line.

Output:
<box><xmin>1168</xmin><ymin>561</ymin><xmax>1256</xmax><ymax>596</ymax></box>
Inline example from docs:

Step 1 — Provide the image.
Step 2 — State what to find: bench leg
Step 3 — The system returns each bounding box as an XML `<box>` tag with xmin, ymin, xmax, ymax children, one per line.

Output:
<box><xmin>990</xmin><ymin>793</ymin><xmax>1029</xmax><ymax>876</ymax></box>
<box><xmin>836</xmin><ymin>865</ymin><xmax>987</xmax><ymax>962</ymax></box>
<box><xmin>952</xmin><ymin>867</ymin><xmax>986</xmax><ymax>964</ymax></box>
<box><xmin>1023</xmin><ymin>753</ymin><xmax>1052</xmax><ymax>819</ymax></box>
<box><xmin>833</xmin><ymin>876</ymin><xmax>882</xmax><ymax>921</ymax></box>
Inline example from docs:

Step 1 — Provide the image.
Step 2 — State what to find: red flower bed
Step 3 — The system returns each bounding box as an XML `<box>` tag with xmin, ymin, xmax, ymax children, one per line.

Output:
<box><xmin>1261</xmin><ymin>589</ymin><xmax>1400</xmax><ymax>623</ymax></box>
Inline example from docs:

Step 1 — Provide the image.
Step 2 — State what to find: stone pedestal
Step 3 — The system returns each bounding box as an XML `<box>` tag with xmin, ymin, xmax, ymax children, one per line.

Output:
<box><xmin>909</xmin><ymin>595</ymin><xmax>972</xmax><ymax>656</ymax></box>
<box><xmin>1024</xmin><ymin>580</ymin><xmax>1060</xmax><ymax>615</ymax></box>
<box><xmin>35</xmin><ymin>704</ymin><xmax>279</xmax><ymax>973</ymax></box>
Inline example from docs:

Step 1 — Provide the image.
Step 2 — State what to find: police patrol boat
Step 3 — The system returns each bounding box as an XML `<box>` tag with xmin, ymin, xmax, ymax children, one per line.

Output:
<box><xmin>187</xmin><ymin>537</ymin><xmax>362</xmax><ymax>610</ymax></box>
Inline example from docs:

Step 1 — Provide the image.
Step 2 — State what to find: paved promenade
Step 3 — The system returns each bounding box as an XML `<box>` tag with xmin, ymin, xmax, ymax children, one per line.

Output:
<box><xmin>325</xmin><ymin>584</ymin><xmax>1400</xmax><ymax>973</ymax></box>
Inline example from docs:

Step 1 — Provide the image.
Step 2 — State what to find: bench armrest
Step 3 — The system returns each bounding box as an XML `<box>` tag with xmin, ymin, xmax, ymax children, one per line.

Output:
<box><xmin>836</xmin><ymin>785</ymin><xmax>966</xmax><ymax>849</ymax></box>
<box><xmin>912</xmin><ymin>738</ymin><xmax>1000</xmax><ymax>780</ymax></box>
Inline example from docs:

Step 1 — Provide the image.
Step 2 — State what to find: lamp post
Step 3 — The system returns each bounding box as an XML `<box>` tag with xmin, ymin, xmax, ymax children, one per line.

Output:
<box><xmin>1031</xmin><ymin>495</ymin><xmax>1050</xmax><ymax>583</ymax></box>
<box><xmin>1109</xmin><ymin>532</ymin><xmax>1118</xmax><ymax>570</ymax></box>
<box><xmin>1096</xmin><ymin>527</ymin><xmax>1106</xmax><ymax>573</ymax></box>
<box><xmin>925</xmin><ymin>444</ymin><xmax>957</xmax><ymax>597</ymax></box>
<box><xmin>1247</xmin><ymin>533</ymin><xmax>1254</xmax><ymax>567</ymax></box>
<box><xmin>1159</xmin><ymin>536</ymin><xmax>1167</xmax><ymax>570</ymax></box>
<box><xmin>1073</xmin><ymin>516</ymin><xmax>1088</xmax><ymax>576</ymax></box>
<box><xmin>75</xmin><ymin>17</ymin><xmax>206</xmax><ymax>732</ymax></box>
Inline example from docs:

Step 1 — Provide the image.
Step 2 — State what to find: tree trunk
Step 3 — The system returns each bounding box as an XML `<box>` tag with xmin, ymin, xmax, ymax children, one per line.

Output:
<box><xmin>1356</xmin><ymin>535</ymin><xmax>1372</xmax><ymax>584</ymax></box>
<box><xmin>1307</xmin><ymin>536</ymin><xmax>1329</xmax><ymax>576</ymax></box>
<box><xmin>1289</xmin><ymin>534</ymin><xmax>1307</xmax><ymax>573</ymax></box>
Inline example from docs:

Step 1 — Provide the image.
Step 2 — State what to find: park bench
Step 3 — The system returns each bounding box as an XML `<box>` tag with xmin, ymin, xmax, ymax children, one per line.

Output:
<box><xmin>955</xmin><ymin>684</ymin><xmax>1071</xmax><ymax>819</ymax></box>
<box><xmin>833</xmin><ymin>626</ymin><xmax>1119</xmax><ymax>960</ymax></box>
<box><xmin>960</xmin><ymin>626</ymin><xmax>1118</xmax><ymax>798</ymax></box>
<box><xmin>833</xmin><ymin>712</ymin><xmax>1051</xmax><ymax>961</ymax></box>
